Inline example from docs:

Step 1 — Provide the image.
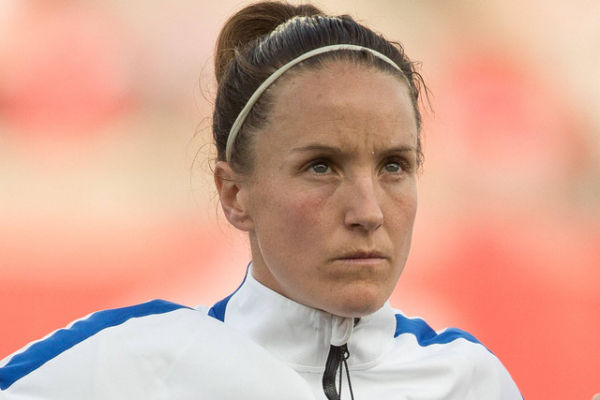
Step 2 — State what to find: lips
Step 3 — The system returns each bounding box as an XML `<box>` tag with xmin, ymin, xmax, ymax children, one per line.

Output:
<box><xmin>334</xmin><ymin>250</ymin><xmax>389</xmax><ymax>261</ymax></box>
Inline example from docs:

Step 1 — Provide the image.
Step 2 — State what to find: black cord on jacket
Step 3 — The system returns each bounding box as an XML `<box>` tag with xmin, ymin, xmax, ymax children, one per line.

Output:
<box><xmin>322</xmin><ymin>344</ymin><xmax>355</xmax><ymax>400</ymax></box>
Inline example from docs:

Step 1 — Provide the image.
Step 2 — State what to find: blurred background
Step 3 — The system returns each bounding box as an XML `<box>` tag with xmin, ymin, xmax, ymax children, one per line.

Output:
<box><xmin>1</xmin><ymin>0</ymin><xmax>598</xmax><ymax>398</ymax></box>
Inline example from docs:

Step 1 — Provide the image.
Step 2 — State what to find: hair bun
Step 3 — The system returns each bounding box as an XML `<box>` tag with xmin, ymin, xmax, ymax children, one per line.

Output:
<box><xmin>214</xmin><ymin>1</ymin><xmax>323</xmax><ymax>83</ymax></box>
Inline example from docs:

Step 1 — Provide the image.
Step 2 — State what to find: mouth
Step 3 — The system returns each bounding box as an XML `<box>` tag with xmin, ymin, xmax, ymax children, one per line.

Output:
<box><xmin>334</xmin><ymin>250</ymin><xmax>389</xmax><ymax>263</ymax></box>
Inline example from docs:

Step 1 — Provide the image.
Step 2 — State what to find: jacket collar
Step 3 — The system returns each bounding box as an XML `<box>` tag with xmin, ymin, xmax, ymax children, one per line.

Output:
<box><xmin>220</xmin><ymin>266</ymin><xmax>397</xmax><ymax>372</ymax></box>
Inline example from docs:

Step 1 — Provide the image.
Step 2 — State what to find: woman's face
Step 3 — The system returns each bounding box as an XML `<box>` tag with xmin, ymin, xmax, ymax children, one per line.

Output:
<box><xmin>228</xmin><ymin>61</ymin><xmax>418</xmax><ymax>318</ymax></box>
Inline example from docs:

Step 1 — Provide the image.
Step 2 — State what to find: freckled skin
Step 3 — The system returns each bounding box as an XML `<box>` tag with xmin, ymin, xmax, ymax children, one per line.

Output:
<box><xmin>234</xmin><ymin>61</ymin><xmax>418</xmax><ymax>318</ymax></box>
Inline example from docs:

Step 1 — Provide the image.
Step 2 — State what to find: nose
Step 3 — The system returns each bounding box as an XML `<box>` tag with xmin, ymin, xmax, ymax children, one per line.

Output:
<box><xmin>343</xmin><ymin>175</ymin><xmax>384</xmax><ymax>233</ymax></box>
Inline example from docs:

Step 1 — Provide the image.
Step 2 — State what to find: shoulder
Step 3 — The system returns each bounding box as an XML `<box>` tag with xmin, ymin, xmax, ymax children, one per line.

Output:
<box><xmin>0</xmin><ymin>300</ymin><xmax>313</xmax><ymax>400</ymax></box>
<box><xmin>389</xmin><ymin>311</ymin><xmax>522</xmax><ymax>399</ymax></box>
<box><xmin>393</xmin><ymin>312</ymin><xmax>483</xmax><ymax>347</ymax></box>
<box><xmin>0</xmin><ymin>300</ymin><xmax>201</xmax><ymax>394</ymax></box>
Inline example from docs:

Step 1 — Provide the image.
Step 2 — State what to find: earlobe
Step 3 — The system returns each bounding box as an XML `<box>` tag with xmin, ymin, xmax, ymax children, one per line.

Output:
<box><xmin>214</xmin><ymin>161</ymin><xmax>254</xmax><ymax>231</ymax></box>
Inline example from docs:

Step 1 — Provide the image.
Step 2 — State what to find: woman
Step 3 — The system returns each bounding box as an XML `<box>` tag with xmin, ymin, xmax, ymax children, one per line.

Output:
<box><xmin>207</xmin><ymin>1</ymin><xmax>521</xmax><ymax>399</ymax></box>
<box><xmin>0</xmin><ymin>1</ymin><xmax>522</xmax><ymax>399</ymax></box>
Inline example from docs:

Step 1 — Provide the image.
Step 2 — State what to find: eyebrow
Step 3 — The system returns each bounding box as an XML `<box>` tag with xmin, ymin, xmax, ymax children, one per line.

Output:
<box><xmin>289</xmin><ymin>144</ymin><xmax>417</xmax><ymax>155</ymax></box>
<box><xmin>289</xmin><ymin>144</ymin><xmax>343</xmax><ymax>154</ymax></box>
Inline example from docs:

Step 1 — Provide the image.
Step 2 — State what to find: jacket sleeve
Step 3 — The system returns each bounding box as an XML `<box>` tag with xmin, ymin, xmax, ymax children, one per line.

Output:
<box><xmin>466</xmin><ymin>341</ymin><xmax>522</xmax><ymax>399</ymax></box>
<box><xmin>0</xmin><ymin>301</ymin><xmax>315</xmax><ymax>400</ymax></box>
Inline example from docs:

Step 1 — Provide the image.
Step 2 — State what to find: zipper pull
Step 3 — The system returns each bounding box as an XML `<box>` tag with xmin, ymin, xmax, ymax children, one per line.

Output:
<box><xmin>322</xmin><ymin>343</ymin><xmax>354</xmax><ymax>400</ymax></box>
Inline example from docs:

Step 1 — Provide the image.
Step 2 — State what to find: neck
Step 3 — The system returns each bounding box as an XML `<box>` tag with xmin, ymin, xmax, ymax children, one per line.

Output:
<box><xmin>218</xmin><ymin>267</ymin><xmax>397</xmax><ymax>370</ymax></box>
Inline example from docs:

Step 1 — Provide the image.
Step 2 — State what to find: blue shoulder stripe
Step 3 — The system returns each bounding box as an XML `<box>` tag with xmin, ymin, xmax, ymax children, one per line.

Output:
<box><xmin>208</xmin><ymin>264</ymin><xmax>249</xmax><ymax>322</ymax></box>
<box><xmin>394</xmin><ymin>313</ymin><xmax>483</xmax><ymax>347</ymax></box>
<box><xmin>0</xmin><ymin>299</ymin><xmax>188</xmax><ymax>390</ymax></box>
<box><xmin>395</xmin><ymin>315</ymin><xmax>521</xmax><ymax>398</ymax></box>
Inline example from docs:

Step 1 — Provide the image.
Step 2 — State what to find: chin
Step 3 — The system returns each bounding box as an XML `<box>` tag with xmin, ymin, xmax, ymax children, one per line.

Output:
<box><xmin>327</xmin><ymin>286</ymin><xmax>388</xmax><ymax>318</ymax></box>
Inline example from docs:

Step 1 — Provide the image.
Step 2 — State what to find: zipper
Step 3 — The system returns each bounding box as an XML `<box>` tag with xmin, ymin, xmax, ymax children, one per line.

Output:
<box><xmin>322</xmin><ymin>343</ymin><xmax>354</xmax><ymax>400</ymax></box>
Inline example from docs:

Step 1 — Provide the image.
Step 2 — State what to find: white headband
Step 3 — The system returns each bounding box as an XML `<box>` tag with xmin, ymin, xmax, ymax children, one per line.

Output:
<box><xmin>225</xmin><ymin>44</ymin><xmax>403</xmax><ymax>162</ymax></box>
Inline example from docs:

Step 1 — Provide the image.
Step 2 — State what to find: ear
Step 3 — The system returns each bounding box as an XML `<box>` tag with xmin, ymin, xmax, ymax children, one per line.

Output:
<box><xmin>214</xmin><ymin>161</ymin><xmax>254</xmax><ymax>232</ymax></box>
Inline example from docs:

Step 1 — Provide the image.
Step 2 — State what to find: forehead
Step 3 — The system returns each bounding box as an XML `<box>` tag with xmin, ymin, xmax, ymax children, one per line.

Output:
<box><xmin>260</xmin><ymin>61</ymin><xmax>418</xmax><ymax>151</ymax></box>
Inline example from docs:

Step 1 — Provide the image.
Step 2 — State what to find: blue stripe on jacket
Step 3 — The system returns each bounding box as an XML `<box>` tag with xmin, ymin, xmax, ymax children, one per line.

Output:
<box><xmin>0</xmin><ymin>299</ymin><xmax>188</xmax><ymax>390</ymax></box>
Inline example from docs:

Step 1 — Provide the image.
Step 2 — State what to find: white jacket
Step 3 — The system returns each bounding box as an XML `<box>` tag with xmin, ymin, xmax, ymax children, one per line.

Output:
<box><xmin>0</xmin><ymin>300</ymin><xmax>314</xmax><ymax>399</ymax></box>
<box><xmin>1</xmin><ymin>269</ymin><xmax>522</xmax><ymax>399</ymax></box>
<box><xmin>202</xmin><ymin>267</ymin><xmax>523</xmax><ymax>399</ymax></box>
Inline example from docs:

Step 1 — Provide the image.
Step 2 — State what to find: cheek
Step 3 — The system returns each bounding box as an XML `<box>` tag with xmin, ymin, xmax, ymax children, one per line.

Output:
<box><xmin>252</xmin><ymin>183</ymin><xmax>332</xmax><ymax>244</ymax></box>
<box><xmin>384</xmin><ymin>179</ymin><xmax>417</xmax><ymax>214</ymax></box>
<box><xmin>385</xmin><ymin>184</ymin><xmax>418</xmax><ymax>234</ymax></box>
<box><xmin>279</xmin><ymin>191</ymin><xmax>331</xmax><ymax>238</ymax></box>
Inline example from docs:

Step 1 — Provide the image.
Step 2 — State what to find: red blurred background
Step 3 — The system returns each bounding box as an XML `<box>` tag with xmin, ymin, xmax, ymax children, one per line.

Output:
<box><xmin>1</xmin><ymin>1</ymin><xmax>599</xmax><ymax>398</ymax></box>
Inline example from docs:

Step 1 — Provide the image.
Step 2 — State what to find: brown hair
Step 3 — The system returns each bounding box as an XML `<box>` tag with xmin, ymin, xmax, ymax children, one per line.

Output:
<box><xmin>213</xmin><ymin>1</ymin><xmax>425</xmax><ymax>172</ymax></box>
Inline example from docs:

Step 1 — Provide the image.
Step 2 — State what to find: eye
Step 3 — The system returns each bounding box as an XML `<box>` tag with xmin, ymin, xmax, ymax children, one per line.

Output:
<box><xmin>383</xmin><ymin>162</ymin><xmax>402</xmax><ymax>173</ymax></box>
<box><xmin>310</xmin><ymin>161</ymin><xmax>331</xmax><ymax>174</ymax></box>
<box><xmin>379</xmin><ymin>156</ymin><xmax>414</xmax><ymax>176</ymax></box>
